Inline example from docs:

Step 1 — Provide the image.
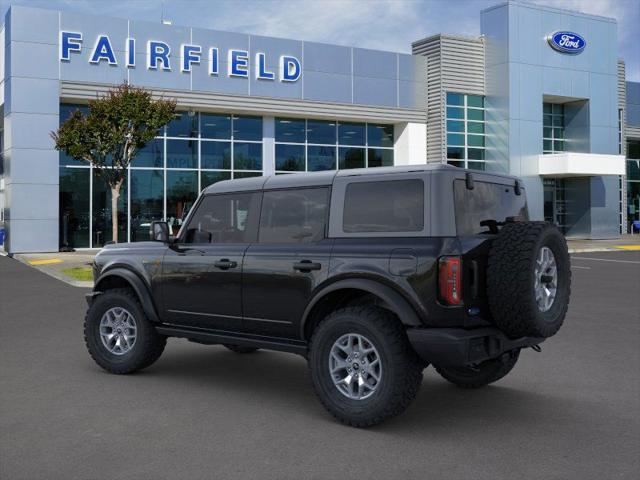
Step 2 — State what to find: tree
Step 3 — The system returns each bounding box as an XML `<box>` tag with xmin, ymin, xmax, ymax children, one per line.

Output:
<box><xmin>52</xmin><ymin>83</ymin><xmax>176</xmax><ymax>243</ymax></box>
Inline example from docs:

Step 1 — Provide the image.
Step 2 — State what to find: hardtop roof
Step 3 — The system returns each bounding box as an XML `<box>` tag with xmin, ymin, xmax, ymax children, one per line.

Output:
<box><xmin>202</xmin><ymin>164</ymin><xmax>520</xmax><ymax>194</ymax></box>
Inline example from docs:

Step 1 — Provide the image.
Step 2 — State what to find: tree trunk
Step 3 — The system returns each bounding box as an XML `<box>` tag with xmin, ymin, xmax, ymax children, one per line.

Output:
<box><xmin>110</xmin><ymin>180</ymin><xmax>123</xmax><ymax>243</ymax></box>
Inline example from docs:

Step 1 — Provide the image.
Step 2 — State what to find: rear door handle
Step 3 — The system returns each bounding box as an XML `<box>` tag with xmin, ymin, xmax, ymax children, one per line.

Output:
<box><xmin>214</xmin><ymin>259</ymin><xmax>238</xmax><ymax>270</ymax></box>
<box><xmin>293</xmin><ymin>260</ymin><xmax>322</xmax><ymax>272</ymax></box>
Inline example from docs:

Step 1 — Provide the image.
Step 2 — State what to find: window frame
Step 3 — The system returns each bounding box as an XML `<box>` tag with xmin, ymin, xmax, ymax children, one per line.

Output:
<box><xmin>257</xmin><ymin>186</ymin><xmax>331</xmax><ymax>244</ymax></box>
<box><xmin>445</xmin><ymin>92</ymin><xmax>487</xmax><ymax>170</ymax></box>
<box><xmin>328</xmin><ymin>174</ymin><xmax>430</xmax><ymax>238</ymax></box>
<box><xmin>177</xmin><ymin>191</ymin><xmax>262</xmax><ymax>244</ymax></box>
<box><xmin>274</xmin><ymin>117</ymin><xmax>395</xmax><ymax>173</ymax></box>
<box><xmin>542</xmin><ymin>102</ymin><xmax>565</xmax><ymax>154</ymax></box>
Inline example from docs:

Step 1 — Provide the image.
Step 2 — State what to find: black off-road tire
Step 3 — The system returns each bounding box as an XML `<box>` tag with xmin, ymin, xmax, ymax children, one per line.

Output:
<box><xmin>84</xmin><ymin>288</ymin><xmax>167</xmax><ymax>374</ymax></box>
<box><xmin>223</xmin><ymin>344</ymin><xmax>259</xmax><ymax>354</ymax></box>
<box><xmin>487</xmin><ymin>221</ymin><xmax>571</xmax><ymax>339</ymax></box>
<box><xmin>435</xmin><ymin>349</ymin><xmax>520</xmax><ymax>389</ymax></box>
<box><xmin>309</xmin><ymin>306</ymin><xmax>423</xmax><ymax>428</ymax></box>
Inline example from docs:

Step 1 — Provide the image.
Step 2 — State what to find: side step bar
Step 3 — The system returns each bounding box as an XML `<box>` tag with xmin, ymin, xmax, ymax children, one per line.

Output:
<box><xmin>156</xmin><ymin>325</ymin><xmax>308</xmax><ymax>356</ymax></box>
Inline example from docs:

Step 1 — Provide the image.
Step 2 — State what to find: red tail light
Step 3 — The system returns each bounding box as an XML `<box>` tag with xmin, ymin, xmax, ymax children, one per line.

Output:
<box><xmin>438</xmin><ymin>256</ymin><xmax>462</xmax><ymax>305</ymax></box>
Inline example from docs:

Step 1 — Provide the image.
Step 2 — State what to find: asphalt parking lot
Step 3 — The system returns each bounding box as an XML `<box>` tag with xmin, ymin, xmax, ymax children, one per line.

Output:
<box><xmin>1</xmin><ymin>251</ymin><xmax>639</xmax><ymax>480</ymax></box>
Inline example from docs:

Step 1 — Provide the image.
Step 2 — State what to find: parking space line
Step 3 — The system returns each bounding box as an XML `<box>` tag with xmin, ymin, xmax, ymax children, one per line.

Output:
<box><xmin>29</xmin><ymin>259</ymin><xmax>63</xmax><ymax>265</ymax></box>
<box><xmin>571</xmin><ymin>265</ymin><xmax>591</xmax><ymax>269</ymax></box>
<box><xmin>572</xmin><ymin>256</ymin><xmax>640</xmax><ymax>265</ymax></box>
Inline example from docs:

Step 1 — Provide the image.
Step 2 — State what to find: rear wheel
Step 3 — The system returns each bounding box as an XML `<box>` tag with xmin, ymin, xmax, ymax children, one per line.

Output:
<box><xmin>309</xmin><ymin>306</ymin><xmax>423</xmax><ymax>427</ymax></box>
<box><xmin>435</xmin><ymin>349</ymin><xmax>520</xmax><ymax>389</ymax></box>
<box><xmin>223</xmin><ymin>344</ymin><xmax>259</xmax><ymax>354</ymax></box>
<box><xmin>84</xmin><ymin>288</ymin><xmax>166</xmax><ymax>374</ymax></box>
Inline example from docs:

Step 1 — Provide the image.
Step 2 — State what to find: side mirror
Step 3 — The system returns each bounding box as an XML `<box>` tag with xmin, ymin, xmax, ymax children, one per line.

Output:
<box><xmin>150</xmin><ymin>221</ymin><xmax>170</xmax><ymax>243</ymax></box>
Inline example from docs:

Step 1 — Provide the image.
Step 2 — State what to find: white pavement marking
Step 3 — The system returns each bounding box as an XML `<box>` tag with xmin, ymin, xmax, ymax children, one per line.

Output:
<box><xmin>571</xmin><ymin>265</ymin><xmax>591</xmax><ymax>270</ymax></box>
<box><xmin>571</xmin><ymin>256</ymin><xmax>640</xmax><ymax>265</ymax></box>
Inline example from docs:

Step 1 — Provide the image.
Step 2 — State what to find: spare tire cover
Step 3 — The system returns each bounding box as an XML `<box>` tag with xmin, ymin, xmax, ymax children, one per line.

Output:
<box><xmin>487</xmin><ymin>221</ymin><xmax>571</xmax><ymax>339</ymax></box>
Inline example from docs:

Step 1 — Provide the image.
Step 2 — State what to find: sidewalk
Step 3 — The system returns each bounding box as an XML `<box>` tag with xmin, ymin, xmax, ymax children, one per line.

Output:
<box><xmin>11</xmin><ymin>250</ymin><xmax>99</xmax><ymax>288</ymax></box>
<box><xmin>567</xmin><ymin>234</ymin><xmax>640</xmax><ymax>253</ymax></box>
<box><xmin>5</xmin><ymin>235</ymin><xmax>640</xmax><ymax>288</ymax></box>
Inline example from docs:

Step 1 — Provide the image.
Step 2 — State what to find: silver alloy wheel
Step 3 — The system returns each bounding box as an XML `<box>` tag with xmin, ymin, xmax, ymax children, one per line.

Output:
<box><xmin>99</xmin><ymin>307</ymin><xmax>137</xmax><ymax>355</ymax></box>
<box><xmin>534</xmin><ymin>246</ymin><xmax>558</xmax><ymax>312</ymax></box>
<box><xmin>329</xmin><ymin>333</ymin><xmax>382</xmax><ymax>400</ymax></box>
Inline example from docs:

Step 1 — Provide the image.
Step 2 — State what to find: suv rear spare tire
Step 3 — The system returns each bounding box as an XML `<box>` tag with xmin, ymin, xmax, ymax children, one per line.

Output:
<box><xmin>487</xmin><ymin>221</ymin><xmax>570</xmax><ymax>339</ymax></box>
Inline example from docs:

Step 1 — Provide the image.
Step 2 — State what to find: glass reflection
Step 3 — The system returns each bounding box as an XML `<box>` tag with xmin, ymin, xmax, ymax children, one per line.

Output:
<box><xmin>59</xmin><ymin>167</ymin><xmax>90</xmax><ymax>248</ymax></box>
<box><xmin>167</xmin><ymin>111</ymin><xmax>198</xmax><ymax>138</ymax></box>
<box><xmin>339</xmin><ymin>147</ymin><xmax>365</xmax><ymax>169</ymax></box>
<box><xmin>166</xmin><ymin>171</ymin><xmax>198</xmax><ymax>234</ymax></box>
<box><xmin>308</xmin><ymin>145</ymin><xmax>336</xmax><ymax>171</ymax></box>
<box><xmin>201</xmin><ymin>171</ymin><xmax>231</xmax><ymax>188</ymax></box>
<box><xmin>92</xmin><ymin>169</ymin><xmax>127</xmax><ymax>247</ymax></box>
<box><xmin>167</xmin><ymin>139</ymin><xmax>198</xmax><ymax>169</ymax></box>
<box><xmin>130</xmin><ymin>169</ymin><xmax>164</xmax><ymax>242</ymax></box>
<box><xmin>276</xmin><ymin>144</ymin><xmax>305</xmax><ymax>171</ymax></box>
<box><xmin>234</xmin><ymin>142</ymin><xmax>262</xmax><ymax>170</ymax></box>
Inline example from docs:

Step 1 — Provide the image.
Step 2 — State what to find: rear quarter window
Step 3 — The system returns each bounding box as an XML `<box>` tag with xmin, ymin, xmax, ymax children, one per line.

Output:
<box><xmin>454</xmin><ymin>179</ymin><xmax>528</xmax><ymax>235</ymax></box>
<box><xmin>343</xmin><ymin>179</ymin><xmax>424</xmax><ymax>233</ymax></box>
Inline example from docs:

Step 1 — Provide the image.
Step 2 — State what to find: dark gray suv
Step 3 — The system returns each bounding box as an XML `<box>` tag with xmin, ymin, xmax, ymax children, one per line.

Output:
<box><xmin>84</xmin><ymin>165</ymin><xmax>570</xmax><ymax>427</ymax></box>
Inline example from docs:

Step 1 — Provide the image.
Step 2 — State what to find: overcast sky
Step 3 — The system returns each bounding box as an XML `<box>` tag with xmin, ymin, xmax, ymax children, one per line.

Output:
<box><xmin>1</xmin><ymin>0</ymin><xmax>638</xmax><ymax>80</ymax></box>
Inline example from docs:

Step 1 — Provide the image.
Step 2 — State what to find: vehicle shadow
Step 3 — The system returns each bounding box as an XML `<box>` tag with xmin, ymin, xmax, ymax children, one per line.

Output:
<box><xmin>133</xmin><ymin>341</ymin><xmax>583</xmax><ymax>434</ymax></box>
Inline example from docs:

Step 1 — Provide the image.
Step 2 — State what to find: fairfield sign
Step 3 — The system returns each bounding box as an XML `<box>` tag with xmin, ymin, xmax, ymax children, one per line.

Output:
<box><xmin>59</xmin><ymin>31</ymin><xmax>302</xmax><ymax>82</ymax></box>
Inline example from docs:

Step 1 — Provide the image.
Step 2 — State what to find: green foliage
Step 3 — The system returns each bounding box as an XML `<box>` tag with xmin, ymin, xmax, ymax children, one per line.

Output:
<box><xmin>51</xmin><ymin>83</ymin><xmax>176</xmax><ymax>187</ymax></box>
<box><xmin>61</xmin><ymin>266</ymin><xmax>93</xmax><ymax>282</ymax></box>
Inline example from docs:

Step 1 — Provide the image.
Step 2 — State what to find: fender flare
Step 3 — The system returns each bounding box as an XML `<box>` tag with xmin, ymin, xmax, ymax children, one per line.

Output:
<box><xmin>300</xmin><ymin>278</ymin><xmax>422</xmax><ymax>338</ymax></box>
<box><xmin>94</xmin><ymin>268</ymin><xmax>160</xmax><ymax>323</ymax></box>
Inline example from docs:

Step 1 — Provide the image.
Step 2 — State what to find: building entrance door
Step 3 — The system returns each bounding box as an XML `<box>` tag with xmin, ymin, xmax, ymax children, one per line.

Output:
<box><xmin>543</xmin><ymin>178</ymin><xmax>568</xmax><ymax>234</ymax></box>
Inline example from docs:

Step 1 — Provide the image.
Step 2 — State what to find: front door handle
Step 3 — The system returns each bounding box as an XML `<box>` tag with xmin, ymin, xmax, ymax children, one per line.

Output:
<box><xmin>214</xmin><ymin>259</ymin><xmax>238</xmax><ymax>270</ymax></box>
<box><xmin>293</xmin><ymin>260</ymin><xmax>322</xmax><ymax>272</ymax></box>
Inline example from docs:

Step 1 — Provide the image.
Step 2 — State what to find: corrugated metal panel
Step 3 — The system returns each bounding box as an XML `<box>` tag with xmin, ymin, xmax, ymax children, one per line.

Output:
<box><xmin>412</xmin><ymin>34</ymin><xmax>485</xmax><ymax>163</ymax></box>
<box><xmin>413</xmin><ymin>36</ymin><xmax>444</xmax><ymax>163</ymax></box>
<box><xmin>626</xmin><ymin>125</ymin><xmax>640</xmax><ymax>140</ymax></box>
<box><xmin>618</xmin><ymin>61</ymin><xmax>627</xmax><ymax>156</ymax></box>
<box><xmin>60</xmin><ymin>81</ymin><xmax>427</xmax><ymax>123</ymax></box>
<box><xmin>618</xmin><ymin>60</ymin><xmax>626</xmax><ymax>110</ymax></box>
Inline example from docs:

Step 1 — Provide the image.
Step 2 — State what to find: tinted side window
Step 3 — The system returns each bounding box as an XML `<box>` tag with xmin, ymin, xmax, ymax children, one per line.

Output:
<box><xmin>343</xmin><ymin>180</ymin><xmax>424</xmax><ymax>233</ymax></box>
<box><xmin>259</xmin><ymin>188</ymin><xmax>329</xmax><ymax>243</ymax></box>
<box><xmin>184</xmin><ymin>193</ymin><xmax>260</xmax><ymax>243</ymax></box>
<box><xmin>454</xmin><ymin>180</ymin><xmax>528</xmax><ymax>235</ymax></box>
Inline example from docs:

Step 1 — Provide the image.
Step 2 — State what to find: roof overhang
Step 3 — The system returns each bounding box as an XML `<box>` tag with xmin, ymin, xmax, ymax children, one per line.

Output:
<box><xmin>537</xmin><ymin>152</ymin><xmax>626</xmax><ymax>177</ymax></box>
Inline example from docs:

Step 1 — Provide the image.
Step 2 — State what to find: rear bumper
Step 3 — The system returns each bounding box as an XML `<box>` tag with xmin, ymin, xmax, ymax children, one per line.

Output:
<box><xmin>407</xmin><ymin>327</ymin><xmax>543</xmax><ymax>367</ymax></box>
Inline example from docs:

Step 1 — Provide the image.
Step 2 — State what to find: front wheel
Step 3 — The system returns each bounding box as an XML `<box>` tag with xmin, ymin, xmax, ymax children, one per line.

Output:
<box><xmin>309</xmin><ymin>306</ymin><xmax>423</xmax><ymax>427</ymax></box>
<box><xmin>84</xmin><ymin>288</ymin><xmax>166</xmax><ymax>374</ymax></box>
<box><xmin>435</xmin><ymin>349</ymin><xmax>520</xmax><ymax>389</ymax></box>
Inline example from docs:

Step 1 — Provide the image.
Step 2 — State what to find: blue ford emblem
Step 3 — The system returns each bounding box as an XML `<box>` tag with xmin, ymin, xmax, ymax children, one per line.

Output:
<box><xmin>547</xmin><ymin>31</ymin><xmax>586</xmax><ymax>54</ymax></box>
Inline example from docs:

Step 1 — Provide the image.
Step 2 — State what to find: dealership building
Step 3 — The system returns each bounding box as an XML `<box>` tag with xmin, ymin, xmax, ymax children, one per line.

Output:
<box><xmin>0</xmin><ymin>1</ymin><xmax>639</xmax><ymax>252</ymax></box>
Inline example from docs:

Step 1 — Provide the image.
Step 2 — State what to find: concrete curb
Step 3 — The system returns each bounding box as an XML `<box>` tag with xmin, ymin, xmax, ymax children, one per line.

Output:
<box><xmin>569</xmin><ymin>247</ymin><xmax>618</xmax><ymax>254</ymax></box>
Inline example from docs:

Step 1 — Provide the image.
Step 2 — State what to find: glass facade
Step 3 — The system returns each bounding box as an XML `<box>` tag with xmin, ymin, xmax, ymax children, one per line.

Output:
<box><xmin>274</xmin><ymin>118</ymin><xmax>394</xmax><ymax>173</ymax></box>
<box><xmin>58</xmin><ymin>104</ymin><xmax>263</xmax><ymax>248</ymax></box>
<box><xmin>627</xmin><ymin>140</ymin><xmax>640</xmax><ymax>231</ymax></box>
<box><xmin>58</xmin><ymin>106</ymin><xmax>398</xmax><ymax>248</ymax></box>
<box><xmin>543</xmin><ymin>103</ymin><xmax>565</xmax><ymax>154</ymax></box>
<box><xmin>445</xmin><ymin>93</ymin><xmax>486</xmax><ymax>170</ymax></box>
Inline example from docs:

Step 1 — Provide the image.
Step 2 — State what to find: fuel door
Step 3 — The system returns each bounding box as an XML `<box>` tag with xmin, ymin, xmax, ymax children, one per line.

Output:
<box><xmin>389</xmin><ymin>248</ymin><xmax>417</xmax><ymax>276</ymax></box>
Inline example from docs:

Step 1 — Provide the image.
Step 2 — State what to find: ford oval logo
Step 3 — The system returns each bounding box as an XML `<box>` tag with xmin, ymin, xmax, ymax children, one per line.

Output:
<box><xmin>547</xmin><ymin>31</ymin><xmax>586</xmax><ymax>54</ymax></box>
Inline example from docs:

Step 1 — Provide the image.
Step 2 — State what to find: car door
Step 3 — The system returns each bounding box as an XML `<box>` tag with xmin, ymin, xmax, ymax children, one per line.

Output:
<box><xmin>160</xmin><ymin>191</ymin><xmax>261</xmax><ymax>331</ymax></box>
<box><xmin>242</xmin><ymin>187</ymin><xmax>333</xmax><ymax>338</ymax></box>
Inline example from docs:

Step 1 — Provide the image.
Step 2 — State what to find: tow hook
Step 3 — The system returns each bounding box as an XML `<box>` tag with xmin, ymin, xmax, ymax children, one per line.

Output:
<box><xmin>530</xmin><ymin>344</ymin><xmax>542</xmax><ymax>353</ymax></box>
